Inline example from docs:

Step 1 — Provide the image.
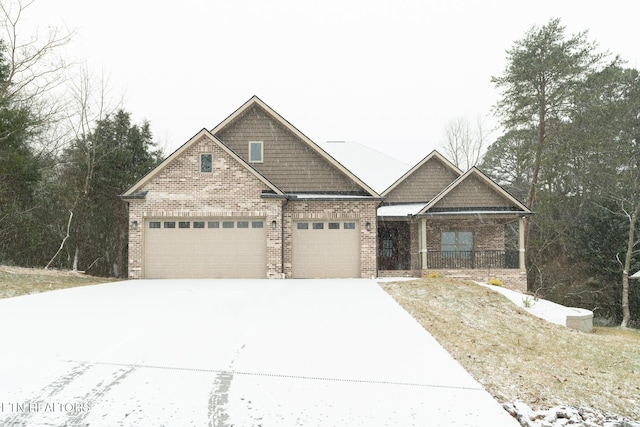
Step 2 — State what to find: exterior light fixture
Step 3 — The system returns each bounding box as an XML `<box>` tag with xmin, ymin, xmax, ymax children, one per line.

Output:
<box><xmin>131</xmin><ymin>220</ymin><xmax>139</xmax><ymax>230</ymax></box>
<box><xmin>271</xmin><ymin>220</ymin><xmax>277</xmax><ymax>229</ymax></box>
<box><xmin>365</xmin><ymin>222</ymin><xmax>371</xmax><ymax>231</ymax></box>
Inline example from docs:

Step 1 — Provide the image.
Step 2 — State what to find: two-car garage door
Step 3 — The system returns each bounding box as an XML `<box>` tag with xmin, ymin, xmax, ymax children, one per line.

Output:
<box><xmin>144</xmin><ymin>218</ymin><xmax>266</xmax><ymax>279</ymax></box>
<box><xmin>144</xmin><ymin>218</ymin><xmax>361</xmax><ymax>279</ymax></box>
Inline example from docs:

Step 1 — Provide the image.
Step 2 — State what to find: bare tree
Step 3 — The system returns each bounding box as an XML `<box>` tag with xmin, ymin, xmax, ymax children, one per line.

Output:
<box><xmin>619</xmin><ymin>203</ymin><xmax>639</xmax><ymax>328</ymax></box>
<box><xmin>0</xmin><ymin>0</ymin><xmax>74</xmax><ymax>148</ymax></box>
<box><xmin>45</xmin><ymin>67</ymin><xmax>118</xmax><ymax>270</ymax></box>
<box><xmin>442</xmin><ymin>115</ymin><xmax>490</xmax><ymax>171</ymax></box>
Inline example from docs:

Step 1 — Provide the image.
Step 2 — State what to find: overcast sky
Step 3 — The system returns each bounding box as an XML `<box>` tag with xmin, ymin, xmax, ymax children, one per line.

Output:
<box><xmin>18</xmin><ymin>0</ymin><xmax>640</xmax><ymax>163</ymax></box>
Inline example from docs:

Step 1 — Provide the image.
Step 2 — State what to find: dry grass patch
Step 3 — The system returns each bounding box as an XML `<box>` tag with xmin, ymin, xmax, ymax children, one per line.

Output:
<box><xmin>0</xmin><ymin>266</ymin><xmax>117</xmax><ymax>299</ymax></box>
<box><xmin>380</xmin><ymin>278</ymin><xmax>640</xmax><ymax>419</ymax></box>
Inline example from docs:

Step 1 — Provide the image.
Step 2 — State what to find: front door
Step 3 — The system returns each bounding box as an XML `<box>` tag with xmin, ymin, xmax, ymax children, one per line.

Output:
<box><xmin>377</xmin><ymin>222</ymin><xmax>410</xmax><ymax>270</ymax></box>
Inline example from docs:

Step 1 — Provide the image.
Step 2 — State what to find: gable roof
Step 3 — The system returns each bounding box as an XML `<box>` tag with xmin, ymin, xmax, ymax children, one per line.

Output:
<box><xmin>121</xmin><ymin>128</ymin><xmax>284</xmax><ymax>197</ymax></box>
<box><xmin>418</xmin><ymin>166</ymin><xmax>531</xmax><ymax>215</ymax></box>
<box><xmin>212</xmin><ymin>96</ymin><xmax>380</xmax><ymax>198</ymax></box>
<box><xmin>317</xmin><ymin>141</ymin><xmax>410</xmax><ymax>194</ymax></box>
<box><xmin>381</xmin><ymin>150</ymin><xmax>462</xmax><ymax>197</ymax></box>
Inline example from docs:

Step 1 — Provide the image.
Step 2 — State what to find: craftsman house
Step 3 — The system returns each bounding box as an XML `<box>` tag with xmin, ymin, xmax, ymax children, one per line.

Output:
<box><xmin>121</xmin><ymin>96</ymin><xmax>530</xmax><ymax>289</ymax></box>
<box><xmin>375</xmin><ymin>151</ymin><xmax>530</xmax><ymax>290</ymax></box>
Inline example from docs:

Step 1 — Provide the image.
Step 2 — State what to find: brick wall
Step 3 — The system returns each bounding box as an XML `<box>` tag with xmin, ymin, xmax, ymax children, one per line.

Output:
<box><xmin>426</xmin><ymin>217</ymin><xmax>507</xmax><ymax>251</ymax></box>
<box><xmin>127</xmin><ymin>133</ymin><xmax>283</xmax><ymax>279</ymax></box>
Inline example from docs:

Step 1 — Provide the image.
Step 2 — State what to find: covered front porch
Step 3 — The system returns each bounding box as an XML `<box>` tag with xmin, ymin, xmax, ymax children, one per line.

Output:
<box><xmin>377</xmin><ymin>213</ymin><xmax>527</xmax><ymax>290</ymax></box>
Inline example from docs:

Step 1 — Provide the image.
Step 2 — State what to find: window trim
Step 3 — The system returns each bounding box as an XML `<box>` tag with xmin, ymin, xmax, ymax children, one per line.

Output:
<box><xmin>248</xmin><ymin>141</ymin><xmax>264</xmax><ymax>163</ymax></box>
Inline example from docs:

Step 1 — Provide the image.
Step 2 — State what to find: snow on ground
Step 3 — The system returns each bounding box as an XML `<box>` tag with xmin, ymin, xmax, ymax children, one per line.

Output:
<box><xmin>0</xmin><ymin>279</ymin><xmax>519</xmax><ymax>426</ymax></box>
<box><xmin>476</xmin><ymin>282</ymin><xmax>589</xmax><ymax>327</ymax></box>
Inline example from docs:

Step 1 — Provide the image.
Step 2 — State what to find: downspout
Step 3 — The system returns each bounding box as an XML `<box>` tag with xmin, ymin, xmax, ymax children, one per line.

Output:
<box><xmin>281</xmin><ymin>198</ymin><xmax>289</xmax><ymax>279</ymax></box>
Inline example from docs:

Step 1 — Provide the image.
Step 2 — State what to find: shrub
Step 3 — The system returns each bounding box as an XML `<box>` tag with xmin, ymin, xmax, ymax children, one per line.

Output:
<box><xmin>488</xmin><ymin>278</ymin><xmax>503</xmax><ymax>287</ymax></box>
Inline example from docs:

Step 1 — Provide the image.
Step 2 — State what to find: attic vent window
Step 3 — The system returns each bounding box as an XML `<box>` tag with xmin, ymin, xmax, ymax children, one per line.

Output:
<box><xmin>201</xmin><ymin>154</ymin><xmax>212</xmax><ymax>172</ymax></box>
<box><xmin>249</xmin><ymin>141</ymin><xmax>263</xmax><ymax>163</ymax></box>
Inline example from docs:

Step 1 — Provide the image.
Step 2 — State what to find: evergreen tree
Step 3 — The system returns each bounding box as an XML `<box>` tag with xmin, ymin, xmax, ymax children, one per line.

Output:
<box><xmin>58</xmin><ymin>110</ymin><xmax>162</xmax><ymax>277</ymax></box>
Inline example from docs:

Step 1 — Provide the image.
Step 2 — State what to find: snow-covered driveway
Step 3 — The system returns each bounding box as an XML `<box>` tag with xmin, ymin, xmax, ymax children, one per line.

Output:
<box><xmin>0</xmin><ymin>279</ymin><xmax>518</xmax><ymax>426</ymax></box>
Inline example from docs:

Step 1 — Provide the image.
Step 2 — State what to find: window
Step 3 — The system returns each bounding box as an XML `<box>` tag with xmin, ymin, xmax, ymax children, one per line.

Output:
<box><xmin>312</xmin><ymin>223</ymin><xmax>324</xmax><ymax>230</ymax></box>
<box><xmin>441</xmin><ymin>231</ymin><xmax>473</xmax><ymax>257</ymax></box>
<box><xmin>179</xmin><ymin>221</ymin><xmax>190</xmax><ymax>229</ymax></box>
<box><xmin>297</xmin><ymin>222</ymin><xmax>309</xmax><ymax>230</ymax></box>
<box><xmin>237</xmin><ymin>221</ymin><xmax>249</xmax><ymax>229</ymax></box>
<box><xmin>164</xmin><ymin>221</ymin><xmax>176</xmax><ymax>229</ymax></box>
<box><xmin>193</xmin><ymin>221</ymin><xmax>205</xmax><ymax>229</ymax></box>
<box><xmin>200</xmin><ymin>154</ymin><xmax>212</xmax><ymax>173</ymax></box>
<box><xmin>328</xmin><ymin>222</ymin><xmax>340</xmax><ymax>230</ymax></box>
<box><xmin>344</xmin><ymin>222</ymin><xmax>356</xmax><ymax>230</ymax></box>
<box><xmin>149</xmin><ymin>221</ymin><xmax>161</xmax><ymax>229</ymax></box>
<box><xmin>249</xmin><ymin>141</ymin><xmax>263</xmax><ymax>163</ymax></box>
<box><xmin>208</xmin><ymin>221</ymin><xmax>220</xmax><ymax>228</ymax></box>
<box><xmin>222</xmin><ymin>221</ymin><xmax>234</xmax><ymax>229</ymax></box>
<box><xmin>252</xmin><ymin>221</ymin><xmax>264</xmax><ymax>228</ymax></box>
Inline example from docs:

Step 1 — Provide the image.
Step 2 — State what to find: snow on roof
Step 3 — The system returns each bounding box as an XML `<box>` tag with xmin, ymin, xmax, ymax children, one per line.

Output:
<box><xmin>377</xmin><ymin>203</ymin><xmax>427</xmax><ymax>217</ymax></box>
<box><xmin>318</xmin><ymin>141</ymin><xmax>410</xmax><ymax>194</ymax></box>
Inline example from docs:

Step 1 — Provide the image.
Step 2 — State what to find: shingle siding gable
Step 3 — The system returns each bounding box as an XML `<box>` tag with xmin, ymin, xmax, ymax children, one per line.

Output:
<box><xmin>432</xmin><ymin>174</ymin><xmax>519</xmax><ymax>210</ymax></box>
<box><xmin>215</xmin><ymin>106</ymin><xmax>364</xmax><ymax>194</ymax></box>
<box><xmin>385</xmin><ymin>157</ymin><xmax>460</xmax><ymax>203</ymax></box>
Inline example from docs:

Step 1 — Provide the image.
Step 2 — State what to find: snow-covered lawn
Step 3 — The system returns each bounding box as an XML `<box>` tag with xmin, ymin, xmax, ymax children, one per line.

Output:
<box><xmin>0</xmin><ymin>279</ymin><xmax>518</xmax><ymax>426</ymax></box>
<box><xmin>477</xmin><ymin>282</ymin><xmax>593</xmax><ymax>331</ymax></box>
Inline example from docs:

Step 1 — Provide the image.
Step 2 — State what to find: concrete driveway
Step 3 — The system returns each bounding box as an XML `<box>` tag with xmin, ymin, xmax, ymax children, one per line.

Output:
<box><xmin>0</xmin><ymin>279</ymin><xmax>518</xmax><ymax>426</ymax></box>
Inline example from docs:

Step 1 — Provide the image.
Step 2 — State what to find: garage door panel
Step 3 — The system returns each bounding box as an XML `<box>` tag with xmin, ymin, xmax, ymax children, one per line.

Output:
<box><xmin>292</xmin><ymin>221</ymin><xmax>360</xmax><ymax>278</ymax></box>
<box><xmin>145</xmin><ymin>219</ymin><xmax>266</xmax><ymax>279</ymax></box>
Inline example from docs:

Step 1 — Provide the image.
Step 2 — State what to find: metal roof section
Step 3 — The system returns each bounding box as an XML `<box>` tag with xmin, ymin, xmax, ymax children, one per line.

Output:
<box><xmin>318</xmin><ymin>141</ymin><xmax>411</xmax><ymax>194</ymax></box>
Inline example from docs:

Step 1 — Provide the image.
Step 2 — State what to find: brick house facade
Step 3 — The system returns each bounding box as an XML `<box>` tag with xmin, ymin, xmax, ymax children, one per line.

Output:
<box><xmin>122</xmin><ymin>96</ymin><xmax>530</xmax><ymax>289</ymax></box>
<box><xmin>122</xmin><ymin>96</ymin><xmax>380</xmax><ymax>280</ymax></box>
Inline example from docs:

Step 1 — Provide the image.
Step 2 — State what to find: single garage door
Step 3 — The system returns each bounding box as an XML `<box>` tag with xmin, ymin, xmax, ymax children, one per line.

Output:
<box><xmin>292</xmin><ymin>220</ymin><xmax>360</xmax><ymax>278</ymax></box>
<box><xmin>144</xmin><ymin>218</ymin><xmax>266</xmax><ymax>279</ymax></box>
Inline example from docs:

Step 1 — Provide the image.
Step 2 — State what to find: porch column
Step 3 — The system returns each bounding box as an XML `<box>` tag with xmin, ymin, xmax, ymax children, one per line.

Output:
<box><xmin>419</xmin><ymin>218</ymin><xmax>428</xmax><ymax>269</ymax></box>
<box><xmin>518</xmin><ymin>216</ymin><xmax>526</xmax><ymax>270</ymax></box>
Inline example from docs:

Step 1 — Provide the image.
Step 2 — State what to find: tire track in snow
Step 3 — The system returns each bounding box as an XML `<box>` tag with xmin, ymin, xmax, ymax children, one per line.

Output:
<box><xmin>208</xmin><ymin>344</ymin><xmax>245</xmax><ymax>427</ymax></box>
<box><xmin>1</xmin><ymin>362</ymin><xmax>91</xmax><ymax>426</ymax></box>
<box><xmin>66</xmin><ymin>364</ymin><xmax>137</xmax><ymax>427</ymax></box>
<box><xmin>1</xmin><ymin>362</ymin><xmax>137</xmax><ymax>427</ymax></box>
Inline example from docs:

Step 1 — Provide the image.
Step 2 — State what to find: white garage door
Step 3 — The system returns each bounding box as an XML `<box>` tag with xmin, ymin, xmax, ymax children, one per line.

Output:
<box><xmin>144</xmin><ymin>218</ymin><xmax>267</xmax><ymax>279</ymax></box>
<box><xmin>292</xmin><ymin>220</ymin><xmax>360</xmax><ymax>278</ymax></box>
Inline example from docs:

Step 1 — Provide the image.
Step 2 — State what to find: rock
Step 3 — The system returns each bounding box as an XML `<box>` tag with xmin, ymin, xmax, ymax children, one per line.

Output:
<box><xmin>503</xmin><ymin>401</ymin><xmax>639</xmax><ymax>427</ymax></box>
